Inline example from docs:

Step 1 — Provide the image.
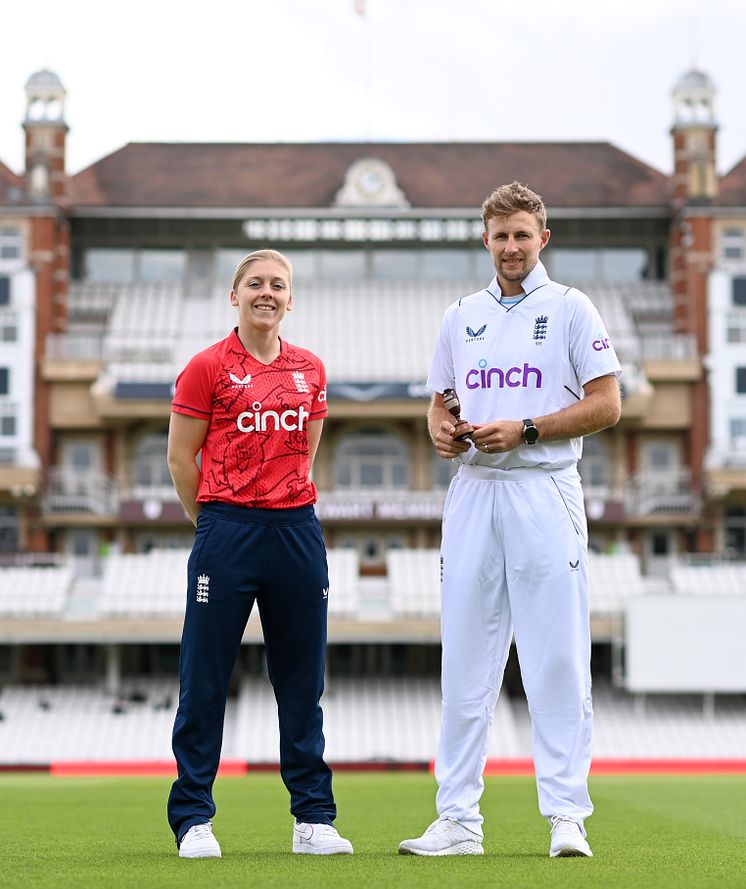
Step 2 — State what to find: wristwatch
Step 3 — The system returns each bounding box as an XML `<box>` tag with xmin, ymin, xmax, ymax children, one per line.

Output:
<box><xmin>521</xmin><ymin>419</ymin><xmax>540</xmax><ymax>445</ymax></box>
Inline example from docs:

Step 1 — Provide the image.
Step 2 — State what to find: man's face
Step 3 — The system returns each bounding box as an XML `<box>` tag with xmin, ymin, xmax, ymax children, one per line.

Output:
<box><xmin>482</xmin><ymin>210</ymin><xmax>550</xmax><ymax>294</ymax></box>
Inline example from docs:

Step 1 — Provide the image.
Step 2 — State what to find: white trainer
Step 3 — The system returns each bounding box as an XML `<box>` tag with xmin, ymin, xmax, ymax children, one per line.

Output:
<box><xmin>178</xmin><ymin>822</ymin><xmax>222</xmax><ymax>858</ymax></box>
<box><xmin>399</xmin><ymin>816</ymin><xmax>484</xmax><ymax>856</ymax></box>
<box><xmin>549</xmin><ymin>816</ymin><xmax>593</xmax><ymax>858</ymax></box>
<box><xmin>292</xmin><ymin>821</ymin><xmax>354</xmax><ymax>855</ymax></box>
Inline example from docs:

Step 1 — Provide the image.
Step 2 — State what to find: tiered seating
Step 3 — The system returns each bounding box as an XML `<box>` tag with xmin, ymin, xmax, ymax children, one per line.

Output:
<box><xmin>0</xmin><ymin>681</ymin><xmax>180</xmax><ymax>762</ymax></box>
<box><xmin>104</xmin><ymin>284</ymin><xmax>184</xmax><ymax>361</ymax></box>
<box><xmin>387</xmin><ymin>549</ymin><xmax>441</xmax><ymax>617</ymax></box>
<box><xmin>2</xmin><ymin>679</ymin><xmax>746</xmax><ymax>763</ymax></box>
<box><xmin>281</xmin><ymin>281</ymin><xmax>461</xmax><ymax>382</ymax></box>
<box><xmin>0</xmin><ymin>566</ymin><xmax>72</xmax><ymax>616</ymax></box>
<box><xmin>99</xmin><ymin>550</ymin><xmax>189</xmax><ymax>617</ymax></box>
<box><xmin>587</xmin><ymin>552</ymin><xmax>645</xmax><ymax>615</ymax></box>
<box><xmin>670</xmin><ymin>563</ymin><xmax>746</xmax><ymax>596</ymax></box>
<box><xmin>326</xmin><ymin>549</ymin><xmax>360</xmax><ymax>617</ymax></box>
<box><xmin>587</xmin><ymin>685</ymin><xmax>746</xmax><ymax>758</ymax></box>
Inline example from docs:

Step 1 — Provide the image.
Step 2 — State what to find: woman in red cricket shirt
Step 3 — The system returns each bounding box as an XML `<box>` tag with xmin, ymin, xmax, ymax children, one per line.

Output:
<box><xmin>166</xmin><ymin>249</ymin><xmax>353</xmax><ymax>858</ymax></box>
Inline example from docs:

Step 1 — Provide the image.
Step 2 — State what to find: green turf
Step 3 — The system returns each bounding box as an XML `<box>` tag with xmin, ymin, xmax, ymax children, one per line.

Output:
<box><xmin>3</xmin><ymin>773</ymin><xmax>745</xmax><ymax>889</ymax></box>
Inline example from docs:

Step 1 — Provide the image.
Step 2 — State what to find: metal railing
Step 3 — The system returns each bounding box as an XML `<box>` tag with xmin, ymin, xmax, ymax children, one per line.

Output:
<box><xmin>623</xmin><ymin>466</ymin><xmax>699</xmax><ymax>516</ymax></box>
<box><xmin>44</xmin><ymin>467</ymin><xmax>119</xmax><ymax>515</ymax></box>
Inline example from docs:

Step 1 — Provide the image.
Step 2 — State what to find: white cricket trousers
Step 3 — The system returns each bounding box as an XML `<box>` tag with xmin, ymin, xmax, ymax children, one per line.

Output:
<box><xmin>435</xmin><ymin>463</ymin><xmax>593</xmax><ymax>836</ymax></box>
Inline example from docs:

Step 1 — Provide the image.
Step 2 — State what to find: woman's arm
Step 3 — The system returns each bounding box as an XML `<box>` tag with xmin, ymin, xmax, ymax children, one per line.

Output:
<box><xmin>307</xmin><ymin>418</ymin><xmax>324</xmax><ymax>469</ymax></box>
<box><xmin>167</xmin><ymin>412</ymin><xmax>209</xmax><ymax>526</ymax></box>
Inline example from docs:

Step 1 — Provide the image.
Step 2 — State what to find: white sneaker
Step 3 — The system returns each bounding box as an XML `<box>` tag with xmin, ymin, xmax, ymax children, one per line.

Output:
<box><xmin>178</xmin><ymin>821</ymin><xmax>222</xmax><ymax>858</ymax></box>
<box><xmin>549</xmin><ymin>816</ymin><xmax>593</xmax><ymax>858</ymax></box>
<box><xmin>293</xmin><ymin>821</ymin><xmax>354</xmax><ymax>855</ymax></box>
<box><xmin>399</xmin><ymin>816</ymin><xmax>484</xmax><ymax>856</ymax></box>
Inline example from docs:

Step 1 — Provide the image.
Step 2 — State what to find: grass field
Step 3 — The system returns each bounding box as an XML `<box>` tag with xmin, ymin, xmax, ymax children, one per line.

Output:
<box><xmin>4</xmin><ymin>772</ymin><xmax>745</xmax><ymax>889</ymax></box>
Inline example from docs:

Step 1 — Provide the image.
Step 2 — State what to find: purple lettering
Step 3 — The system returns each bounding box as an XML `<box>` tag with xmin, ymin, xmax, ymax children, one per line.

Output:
<box><xmin>466</xmin><ymin>369</ymin><xmax>480</xmax><ymax>389</ymax></box>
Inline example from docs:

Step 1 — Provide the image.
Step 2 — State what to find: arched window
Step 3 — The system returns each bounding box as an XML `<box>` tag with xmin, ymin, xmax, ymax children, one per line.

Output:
<box><xmin>333</xmin><ymin>428</ymin><xmax>410</xmax><ymax>489</ymax></box>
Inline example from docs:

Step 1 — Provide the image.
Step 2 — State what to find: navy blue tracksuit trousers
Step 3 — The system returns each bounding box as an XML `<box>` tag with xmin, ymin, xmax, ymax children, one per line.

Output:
<box><xmin>167</xmin><ymin>501</ymin><xmax>336</xmax><ymax>842</ymax></box>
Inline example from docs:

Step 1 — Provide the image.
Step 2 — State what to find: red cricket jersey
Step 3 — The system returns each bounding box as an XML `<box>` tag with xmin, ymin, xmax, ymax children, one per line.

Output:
<box><xmin>172</xmin><ymin>329</ymin><xmax>327</xmax><ymax>509</ymax></box>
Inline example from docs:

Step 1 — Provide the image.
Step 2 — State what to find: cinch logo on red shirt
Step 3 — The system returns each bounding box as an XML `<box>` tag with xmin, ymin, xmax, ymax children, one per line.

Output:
<box><xmin>236</xmin><ymin>400</ymin><xmax>310</xmax><ymax>433</ymax></box>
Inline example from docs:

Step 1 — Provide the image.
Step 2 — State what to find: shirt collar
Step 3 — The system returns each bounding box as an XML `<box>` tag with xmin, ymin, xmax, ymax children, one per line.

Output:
<box><xmin>487</xmin><ymin>259</ymin><xmax>550</xmax><ymax>300</ymax></box>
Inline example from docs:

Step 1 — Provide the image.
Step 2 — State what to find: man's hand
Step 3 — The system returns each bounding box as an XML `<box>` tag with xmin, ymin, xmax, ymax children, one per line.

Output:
<box><xmin>432</xmin><ymin>419</ymin><xmax>472</xmax><ymax>459</ymax></box>
<box><xmin>471</xmin><ymin>420</ymin><xmax>524</xmax><ymax>454</ymax></box>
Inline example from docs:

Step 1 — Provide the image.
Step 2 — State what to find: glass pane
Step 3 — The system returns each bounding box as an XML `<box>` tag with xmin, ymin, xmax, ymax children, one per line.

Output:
<box><xmin>391</xmin><ymin>463</ymin><xmax>409</xmax><ymax>487</ymax></box>
<box><xmin>601</xmin><ymin>249</ymin><xmax>648</xmax><ymax>281</ymax></box>
<box><xmin>139</xmin><ymin>250</ymin><xmax>185</xmax><ymax>283</ymax></box>
<box><xmin>85</xmin><ymin>249</ymin><xmax>135</xmax><ymax>283</ymax></box>
<box><xmin>318</xmin><ymin>250</ymin><xmax>366</xmax><ymax>280</ymax></box>
<box><xmin>216</xmin><ymin>249</ymin><xmax>250</xmax><ymax>286</ymax></box>
<box><xmin>550</xmin><ymin>249</ymin><xmax>598</xmax><ymax>281</ymax></box>
<box><xmin>284</xmin><ymin>250</ymin><xmax>316</xmax><ymax>282</ymax></box>
<box><xmin>335</xmin><ymin>464</ymin><xmax>352</xmax><ymax>487</ymax></box>
<box><xmin>360</xmin><ymin>464</ymin><xmax>383</xmax><ymax>486</ymax></box>
<box><xmin>422</xmin><ymin>249</ymin><xmax>472</xmax><ymax>280</ymax></box>
<box><xmin>371</xmin><ymin>249</ymin><xmax>419</xmax><ymax>280</ymax></box>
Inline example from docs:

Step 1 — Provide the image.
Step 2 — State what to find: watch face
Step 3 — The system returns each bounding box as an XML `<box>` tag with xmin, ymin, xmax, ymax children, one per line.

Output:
<box><xmin>523</xmin><ymin>423</ymin><xmax>539</xmax><ymax>444</ymax></box>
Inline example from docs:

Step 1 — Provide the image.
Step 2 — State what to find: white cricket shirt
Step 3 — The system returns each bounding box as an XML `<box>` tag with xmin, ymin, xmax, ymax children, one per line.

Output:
<box><xmin>427</xmin><ymin>260</ymin><xmax>622</xmax><ymax>471</ymax></box>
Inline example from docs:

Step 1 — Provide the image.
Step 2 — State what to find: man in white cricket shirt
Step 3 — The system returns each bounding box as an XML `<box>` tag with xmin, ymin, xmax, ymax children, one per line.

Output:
<box><xmin>399</xmin><ymin>181</ymin><xmax>622</xmax><ymax>859</ymax></box>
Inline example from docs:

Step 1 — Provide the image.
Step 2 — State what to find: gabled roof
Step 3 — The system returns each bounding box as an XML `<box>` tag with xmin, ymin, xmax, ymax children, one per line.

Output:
<box><xmin>719</xmin><ymin>155</ymin><xmax>746</xmax><ymax>206</ymax></box>
<box><xmin>69</xmin><ymin>141</ymin><xmax>670</xmax><ymax>210</ymax></box>
<box><xmin>0</xmin><ymin>159</ymin><xmax>23</xmax><ymax>204</ymax></box>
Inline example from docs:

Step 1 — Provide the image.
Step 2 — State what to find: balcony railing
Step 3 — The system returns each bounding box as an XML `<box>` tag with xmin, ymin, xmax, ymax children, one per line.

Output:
<box><xmin>624</xmin><ymin>467</ymin><xmax>699</xmax><ymax>516</ymax></box>
<box><xmin>44</xmin><ymin>467</ymin><xmax>119</xmax><ymax>515</ymax></box>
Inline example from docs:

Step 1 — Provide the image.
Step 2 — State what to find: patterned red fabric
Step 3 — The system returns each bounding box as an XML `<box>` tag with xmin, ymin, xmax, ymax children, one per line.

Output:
<box><xmin>172</xmin><ymin>329</ymin><xmax>327</xmax><ymax>509</ymax></box>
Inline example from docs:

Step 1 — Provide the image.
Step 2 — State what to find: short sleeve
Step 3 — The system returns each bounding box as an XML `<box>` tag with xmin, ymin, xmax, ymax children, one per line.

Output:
<box><xmin>310</xmin><ymin>357</ymin><xmax>328</xmax><ymax>420</ymax></box>
<box><xmin>426</xmin><ymin>303</ymin><xmax>457</xmax><ymax>394</ymax></box>
<box><xmin>569</xmin><ymin>291</ymin><xmax>622</xmax><ymax>387</ymax></box>
<box><xmin>172</xmin><ymin>350</ymin><xmax>216</xmax><ymax>419</ymax></box>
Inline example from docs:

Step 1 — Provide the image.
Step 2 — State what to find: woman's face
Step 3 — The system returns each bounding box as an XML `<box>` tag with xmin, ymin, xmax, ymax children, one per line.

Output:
<box><xmin>230</xmin><ymin>259</ymin><xmax>293</xmax><ymax>331</ymax></box>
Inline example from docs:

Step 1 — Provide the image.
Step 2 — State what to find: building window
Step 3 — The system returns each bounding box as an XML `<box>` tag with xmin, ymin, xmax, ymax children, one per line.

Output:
<box><xmin>0</xmin><ymin>415</ymin><xmax>16</xmax><ymax>437</ymax></box>
<box><xmin>0</xmin><ymin>505</ymin><xmax>19</xmax><ymax>552</ymax></box>
<box><xmin>85</xmin><ymin>249</ymin><xmax>136</xmax><ymax>283</ymax></box>
<box><xmin>334</xmin><ymin>429</ymin><xmax>410</xmax><ymax>489</ymax></box>
<box><xmin>139</xmin><ymin>250</ymin><xmax>186</xmax><ymax>283</ymax></box>
<box><xmin>0</xmin><ymin>277</ymin><xmax>9</xmax><ymax>305</ymax></box>
<box><xmin>730</xmin><ymin>418</ymin><xmax>746</xmax><ymax>451</ymax></box>
<box><xmin>0</xmin><ymin>367</ymin><xmax>9</xmax><ymax>395</ymax></box>
<box><xmin>0</xmin><ymin>226</ymin><xmax>22</xmax><ymax>260</ymax></box>
<box><xmin>737</xmin><ymin>368</ymin><xmax>746</xmax><ymax>395</ymax></box>
<box><xmin>733</xmin><ymin>278</ymin><xmax>746</xmax><ymax>307</ymax></box>
<box><xmin>432</xmin><ymin>453</ymin><xmax>458</xmax><ymax>488</ymax></box>
<box><xmin>724</xmin><ymin>507</ymin><xmax>746</xmax><ymax>557</ymax></box>
<box><xmin>721</xmin><ymin>227</ymin><xmax>745</xmax><ymax>261</ymax></box>
<box><xmin>549</xmin><ymin>248</ymin><xmax>648</xmax><ymax>282</ymax></box>
<box><xmin>1</xmin><ymin>321</ymin><xmax>17</xmax><ymax>342</ymax></box>
<box><xmin>579</xmin><ymin>435</ymin><xmax>611</xmax><ymax>492</ymax></box>
<box><xmin>318</xmin><ymin>250</ymin><xmax>366</xmax><ymax>281</ymax></box>
<box><xmin>642</xmin><ymin>440</ymin><xmax>677</xmax><ymax>474</ymax></box>
<box><xmin>132</xmin><ymin>431</ymin><xmax>170</xmax><ymax>488</ymax></box>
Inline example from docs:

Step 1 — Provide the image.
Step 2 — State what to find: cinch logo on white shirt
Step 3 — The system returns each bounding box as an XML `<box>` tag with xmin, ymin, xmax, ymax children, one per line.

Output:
<box><xmin>466</xmin><ymin>360</ymin><xmax>543</xmax><ymax>390</ymax></box>
<box><xmin>236</xmin><ymin>400</ymin><xmax>309</xmax><ymax>432</ymax></box>
<box><xmin>592</xmin><ymin>336</ymin><xmax>612</xmax><ymax>351</ymax></box>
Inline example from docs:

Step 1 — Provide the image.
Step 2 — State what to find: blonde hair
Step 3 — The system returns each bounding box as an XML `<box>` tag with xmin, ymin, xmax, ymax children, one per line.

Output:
<box><xmin>481</xmin><ymin>181</ymin><xmax>547</xmax><ymax>232</ymax></box>
<box><xmin>231</xmin><ymin>249</ymin><xmax>293</xmax><ymax>291</ymax></box>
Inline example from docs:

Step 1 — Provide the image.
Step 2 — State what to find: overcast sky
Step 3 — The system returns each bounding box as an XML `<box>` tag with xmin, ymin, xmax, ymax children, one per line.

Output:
<box><xmin>1</xmin><ymin>0</ymin><xmax>745</xmax><ymax>178</ymax></box>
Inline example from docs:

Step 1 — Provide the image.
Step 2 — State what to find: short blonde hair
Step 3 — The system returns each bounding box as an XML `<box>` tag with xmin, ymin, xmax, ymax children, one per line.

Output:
<box><xmin>232</xmin><ymin>249</ymin><xmax>293</xmax><ymax>291</ymax></box>
<box><xmin>481</xmin><ymin>181</ymin><xmax>547</xmax><ymax>232</ymax></box>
